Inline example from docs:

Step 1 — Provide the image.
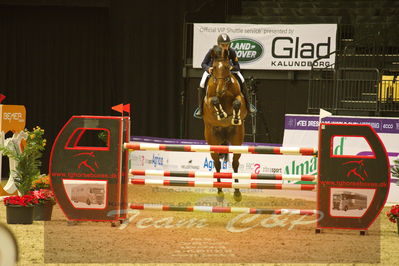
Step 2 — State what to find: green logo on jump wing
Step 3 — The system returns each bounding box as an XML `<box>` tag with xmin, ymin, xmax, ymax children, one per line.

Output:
<box><xmin>231</xmin><ymin>38</ymin><xmax>263</xmax><ymax>63</ymax></box>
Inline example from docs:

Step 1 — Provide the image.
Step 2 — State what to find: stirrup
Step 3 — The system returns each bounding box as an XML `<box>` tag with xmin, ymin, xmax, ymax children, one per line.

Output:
<box><xmin>249</xmin><ymin>104</ymin><xmax>257</xmax><ymax>113</ymax></box>
<box><xmin>193</xmin><ymin>107</ymin><xmax>203</xmax><ymax>119</ymax></box>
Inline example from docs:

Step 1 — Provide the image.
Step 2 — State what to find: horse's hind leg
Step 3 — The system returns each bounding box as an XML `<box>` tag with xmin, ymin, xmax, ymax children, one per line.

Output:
<box><xmin>205</xmin><ymin>124</ymin><xmax>225</xmax><ymax>201</ymax></box>
<box><xmin>205</xmin><ymin>124</ymin><xmax>224</xmax><ymax>201</ymax></box>
<box><xmin>211</xmin><ymin>152</ymin><xmax>224</xmax><ymax>202</ymax></box>
<box><xmin>231</xmin><ymin>125</ymin><xmax>245</xmax><ymax>202</ymax></box>
<box><xmin>232</xmin><ymin>153</ymin><xmax>242</xmax><ymax>202</ymax></box>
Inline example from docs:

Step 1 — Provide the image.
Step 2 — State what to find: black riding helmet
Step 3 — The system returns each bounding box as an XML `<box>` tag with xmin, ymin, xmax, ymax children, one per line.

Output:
<box><xmin>217</xmin><ymin>33</ymin><xmax>231</xmax><ymax>45</ymax></box>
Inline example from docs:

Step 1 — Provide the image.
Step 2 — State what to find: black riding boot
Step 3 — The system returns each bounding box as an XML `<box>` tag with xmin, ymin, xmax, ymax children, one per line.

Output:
<box><xmin>240</xmin><ymin>82</ymin><xmax>254</xmax><ymax>114</ymax></box>
<box><xmin>195</xmin><ymin>87</ymin><xmax>206</xmax><ymax>118</ymax></box>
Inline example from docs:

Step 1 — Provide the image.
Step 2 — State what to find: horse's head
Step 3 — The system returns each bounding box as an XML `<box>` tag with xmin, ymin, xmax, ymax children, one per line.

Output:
<box><xmin>210</xmin><ymin>45</ymin><xmax>232</xmax><ymax>97</ymax></box>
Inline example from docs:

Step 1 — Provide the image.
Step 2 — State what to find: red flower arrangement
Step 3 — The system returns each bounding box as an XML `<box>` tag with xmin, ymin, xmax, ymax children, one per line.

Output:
<box><xmin>30</xmin><ymin>189</ymin><xmax>56</xmax><ymax>205</ymax></box>
<box><xmin>3</xmin><ymin>195</ymin><xmax>38</xmax><ymax>207</ymax></box>
<box><xmin>386</xmin><ymin>205</ymin><xmax>399</xmax><ymax>223</ymax></box>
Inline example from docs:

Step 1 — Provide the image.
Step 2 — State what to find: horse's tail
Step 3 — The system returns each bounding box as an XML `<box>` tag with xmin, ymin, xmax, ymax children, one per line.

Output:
<box><xmin>219</xmin><ymin>141</ymin><xmax>229</xmax><ymax>162</ymax></box>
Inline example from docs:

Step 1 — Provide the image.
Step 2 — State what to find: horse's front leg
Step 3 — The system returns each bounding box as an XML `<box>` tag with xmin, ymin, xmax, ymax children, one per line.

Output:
<box><xmin>232</xmin><ymin>153</ymin><xmax>242</xmax><ymax>202</ymax></box>
<box><xmin>232</xmin><ymin>98</ymin><xmax>242</xmax><ymax>125</ymax></box>
<box><xmin>211</xmin><ymin>96</ymin><xmax>227</xmax><ymax>120</ymax></box>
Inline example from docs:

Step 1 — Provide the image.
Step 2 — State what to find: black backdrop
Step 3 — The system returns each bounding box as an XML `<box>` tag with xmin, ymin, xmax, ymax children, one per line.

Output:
<box><xmin>0</xmin><ymin>0</ymin><xmax>308</xmax><ymax>174</ymax></box>
<box><xmin>0</xmin><ymin>0</ymin><xmax>206</xmax><ymax>173</ymax></box>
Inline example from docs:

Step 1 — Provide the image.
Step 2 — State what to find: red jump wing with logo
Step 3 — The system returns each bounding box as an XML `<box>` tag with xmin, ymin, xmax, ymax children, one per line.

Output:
<box><xmin>317</xmin><ymin>123</ymin><xmax>390</xmax><ymax>230</ymax></box>
<box><xmin>49</xmin><ymin>116</ymin><xmax>130</xmax><ymax>221</ymax></box>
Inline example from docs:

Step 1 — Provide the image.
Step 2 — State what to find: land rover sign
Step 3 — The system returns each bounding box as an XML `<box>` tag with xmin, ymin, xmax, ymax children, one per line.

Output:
<box><xmin>230</xmin><ymin>38</ymin><xmax>263</xmax><ymax>63</ymax></box>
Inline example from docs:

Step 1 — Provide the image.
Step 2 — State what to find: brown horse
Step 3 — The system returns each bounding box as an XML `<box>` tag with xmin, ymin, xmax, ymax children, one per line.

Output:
<box><xmin>203</xmin><ymin>45</ymin><xmax>247</xmax><ymax>202</ymax></box>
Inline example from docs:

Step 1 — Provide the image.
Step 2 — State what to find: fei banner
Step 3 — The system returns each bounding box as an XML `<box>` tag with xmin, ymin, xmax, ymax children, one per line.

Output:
<box><xmin>193</xmin><ymin>23</ymin><xmax>337</xmax><ymax>70</ymax></box>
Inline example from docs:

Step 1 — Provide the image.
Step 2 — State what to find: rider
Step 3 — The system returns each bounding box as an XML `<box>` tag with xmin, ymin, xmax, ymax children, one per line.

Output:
<box><xmin>195</xmin><ymin>33</ymin><xmax>254</xmax><ymax>118</ymax></box>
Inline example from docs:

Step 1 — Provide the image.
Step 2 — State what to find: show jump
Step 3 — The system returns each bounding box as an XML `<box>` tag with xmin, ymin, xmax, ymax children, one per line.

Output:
<box><xmin>49</xmin><ymin>115</ymin><xmax>390</xmax><ymax>231</ymax></box>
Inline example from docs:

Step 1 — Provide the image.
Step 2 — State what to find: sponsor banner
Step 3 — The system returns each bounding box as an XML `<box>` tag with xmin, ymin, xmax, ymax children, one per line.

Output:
<box><xmin>130</xmin><ymin>151</ymin><xmax>284</xmax><ymax>174</ymax></box>
<box><xmin>283</xmin><ymin>114</ymin><xmax>399</xmax><ymax>159</ymax></box>
<box><xmin>132</xmin><ymin>136</ymin><xmax>279</xmax><ymax>146</ymax></box>
<box><xmin>130</xmin><ymin>137</ymin><xmax>283</xmax><ymax>174</ymax></box>
<box><xmin>285</xmin><ymin>114</ymin><xmax>399</xmax><ymax>133</ymax></box>
<box><xmin>193</xmin><ymin>23</ymin><xmax>337</xmax><ymax>70</ymax></box>
<box><xmin>0</xmin><ymin>105</ymin><xmax>26</xmax><ymax>133</ymax></box>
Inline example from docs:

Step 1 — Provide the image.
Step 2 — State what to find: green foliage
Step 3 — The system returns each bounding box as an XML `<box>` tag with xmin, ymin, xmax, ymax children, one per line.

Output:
<box><xmin>98</xmin><ymin>130</ymin><xmax>108</xmax><ymax>144</ymax></box>
<box><xmin>1</xmin><ymin>127</ymin><xmax>46</xmax><ymax>195</ymax></box>
<box><xmin>392</xmin><ymin>158</ymin><xmax>399</xmax><ymax>180</ymax></box>
<box><xmin>391</xmin><ymin>158</ymin><xmax>399</xmax><ymax>186</ymax></box>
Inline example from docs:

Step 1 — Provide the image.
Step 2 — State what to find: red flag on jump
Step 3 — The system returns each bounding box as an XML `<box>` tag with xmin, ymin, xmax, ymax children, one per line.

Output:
<box><xmin>112</xmin><ymin>103</ymin><xmax>131</xmax><ymax>115</ymax></box>
<box><xmin>112</xmin><ymin>103</ymin><xmax>124</xmax><ymax>114</ymax></box>
<box><xmin>123</xmin><ymin>104</ymin><xmax>130</xmax><ymax>115</ymax></box>
<box><xmin>0</xmin><ymin>94</ymin><xmax>6</xmax><ymax>103</ymax></box>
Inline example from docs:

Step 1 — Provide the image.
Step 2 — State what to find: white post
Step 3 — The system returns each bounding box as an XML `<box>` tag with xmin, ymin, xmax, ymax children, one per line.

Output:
<box><xmin>3</xmin><ymin>132</ymin><xmax>26</xmax><ymax>194</ymax></box>
<box><xmin>0</xmin><ymin>131</ymin><xmax>3</xmax><ymax>184</ymax></box>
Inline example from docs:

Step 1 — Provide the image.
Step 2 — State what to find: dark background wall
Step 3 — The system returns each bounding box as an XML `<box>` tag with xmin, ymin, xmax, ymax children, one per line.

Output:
<box><xmin>0</xmin><ymin>0</ymin><xmax>308</xmax><ymax>173</ymax></box>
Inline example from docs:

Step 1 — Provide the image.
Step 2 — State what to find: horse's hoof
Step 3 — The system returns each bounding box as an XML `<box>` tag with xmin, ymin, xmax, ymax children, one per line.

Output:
<box><xmin>233</xmin><ymin>191</ymin><xmax>242</xmax><ymax>202</ymax></box>
<box><xmin>232</xmin><ymin>118</ymin><xmax>241</xmax><ymax>125</ymax></box>
<box><xmin>217</xmin><ymin>191</ymin><xmax>225</xmax><ymax>202</ymax></box>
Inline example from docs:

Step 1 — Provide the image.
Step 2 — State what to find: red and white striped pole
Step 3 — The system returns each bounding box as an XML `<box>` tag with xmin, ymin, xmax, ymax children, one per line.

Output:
<box><xmin>131</xmin><ymin>178</ymin><xmax>317</xmax><ymax>191</ymax></box>
<box><xmin>124</xmin><ymin>143</ymin><xmax>317</xmax><ymax>155</ymax></box>
<box><xmin>130</xmin><ymin>169</ymin><xmax>316</xmax><ymax>181</ymax></box>
<box><xmin>130</xmin><ymin>203</ymin><xmax>317</xmax><ymax>215</ymax></box>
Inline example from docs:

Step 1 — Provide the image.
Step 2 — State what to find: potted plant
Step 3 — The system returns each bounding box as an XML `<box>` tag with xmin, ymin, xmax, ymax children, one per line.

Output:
<box><xmin>386</xmin><ymin>204</ymin><xmax>399</xmax><ymax>235</ymax></box>
<box><xmin>3</xmin><ymin>195</ymin><xmax>38</xmax><ymax>224</ymax></box>
<box><xmin>31</xmin><ymin>175</ymin><xmax>56</xmax><ymax>221</ymax></box>
<box><xmin>1</xmin><ymin>126</ymin><xmax>46</xmax><ymax>224</ymax></box>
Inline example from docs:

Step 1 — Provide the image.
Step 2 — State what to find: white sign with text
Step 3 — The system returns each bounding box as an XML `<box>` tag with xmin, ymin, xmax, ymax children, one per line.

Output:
<box><xmin>193</xmin><ymin>23</ymin><xmax>337</xmax><ymax>70</ymax></box>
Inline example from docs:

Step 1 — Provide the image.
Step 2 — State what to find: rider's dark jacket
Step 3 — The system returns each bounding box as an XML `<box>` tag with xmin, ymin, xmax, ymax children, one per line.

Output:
<box><xmin>201</xmin><ymin>47</ymin><xmax>241</xmax><ymax>73</ymax></box>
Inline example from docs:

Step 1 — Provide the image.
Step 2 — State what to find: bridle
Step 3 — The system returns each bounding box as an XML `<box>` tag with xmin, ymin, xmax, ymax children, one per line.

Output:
<box><xmin>211</xmin><ymin>61</ymin><xmax>232</xmax><ymax>97</ymax></box>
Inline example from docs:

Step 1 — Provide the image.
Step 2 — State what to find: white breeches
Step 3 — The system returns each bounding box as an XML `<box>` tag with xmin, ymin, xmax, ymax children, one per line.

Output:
<box><xmin>200</xmin><ymin>71</ymin><xmax>209</xmax><ymax>88</ymax></box>
<box><xmin>233</xmin><ymin>71</ymin><xmax>245</xmax><ymax>83</ymax></box>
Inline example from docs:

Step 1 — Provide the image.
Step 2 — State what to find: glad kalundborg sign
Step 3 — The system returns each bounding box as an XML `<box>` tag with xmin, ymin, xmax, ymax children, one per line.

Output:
<box><xmin>193</xmin><ymin>23</ymin><xmax>337</xmax><ymax>70</ymax></box>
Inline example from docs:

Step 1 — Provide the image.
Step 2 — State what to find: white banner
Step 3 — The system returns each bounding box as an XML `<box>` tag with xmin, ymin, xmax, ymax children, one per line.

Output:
<box><xmin>193</xmin><ymin>23</ymin><xmax>337</xmax><ymax>70</ymax></box>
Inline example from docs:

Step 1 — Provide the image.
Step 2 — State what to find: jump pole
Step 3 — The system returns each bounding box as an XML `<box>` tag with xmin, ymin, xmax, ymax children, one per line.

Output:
<box><xmin>124</xmin><ymin>142</ymin><xmax>317</xmax><ymax>155</ymax></box>
<box><xmin>130</xmin><ymin>203</ymin><xmax>317</xmax><ymax>215</ymax></box>
<box><xmin>130</xmin><ymin>169</ymin><xmax>316</xmax><ymax>181</ymax></box>
<box><xmin>131</xmin><ymin>178</ymin><xmax>317</xmax><ymax>190</ymax></box>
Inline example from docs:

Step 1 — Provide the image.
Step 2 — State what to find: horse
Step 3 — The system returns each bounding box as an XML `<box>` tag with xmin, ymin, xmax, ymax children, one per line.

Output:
<box><xmin>202</xmin><ymin>45</ymin><xmax>248</xmax><ymax>202</ymax></box>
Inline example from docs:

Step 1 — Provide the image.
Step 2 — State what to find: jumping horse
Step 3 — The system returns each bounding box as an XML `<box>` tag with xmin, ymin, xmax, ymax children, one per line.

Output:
<box><xmin>202</xmin><ymin>45</ymin><xmax>247</xmax><ymax>202</ymax></box>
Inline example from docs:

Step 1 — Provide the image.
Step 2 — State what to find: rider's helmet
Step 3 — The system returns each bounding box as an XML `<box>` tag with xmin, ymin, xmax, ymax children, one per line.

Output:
<box><xmin>217</xmin><ymin>34</ymin><xmax>231</xmax><ymax>45</ymax></box>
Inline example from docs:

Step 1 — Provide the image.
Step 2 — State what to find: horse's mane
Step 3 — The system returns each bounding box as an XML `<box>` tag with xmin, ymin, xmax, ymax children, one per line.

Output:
<box><xmin>211</xmin><ymin>45</ymin><xmax>228</xmax><ymax>60</ymax></box>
